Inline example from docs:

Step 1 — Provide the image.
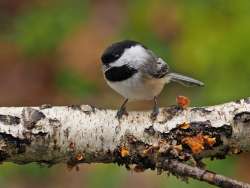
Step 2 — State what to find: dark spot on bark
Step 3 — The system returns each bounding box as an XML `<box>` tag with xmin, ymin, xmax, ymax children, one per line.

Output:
<box><xmin>125</xmin><ymin>134</ymin><xmax>139</xmax><ymax>144</ymax></box>
<box><xmin>99</xmin><ymin>135</ymin><xmax>104</xmax><ymax>142</ymax></box>
<box><xmin>235</xmin><ymin>99</ymin><xmax>242</xmax><ymax>104</ymax></box>
<box><xmin>53</xmin><ymin>139</ymin><xmax>60</xmax><ymax>151</ymax></box>
<box><xmin>70</xmin><ymin>105</ymin><xmax>82</xmax><ymax>111</ymax></box>
<box><xmin>236</xmin><ymin>98</ymin><xmax>250</xmax><ymax>104</ymax></box>
<box><xmin>191</xmin><ymin>107</ymin><xmax>212</xmax><ymax>114</ymax></box>
<box><xmin>115</xmin><ymin>125</ymin><xmax>121</xmax><ymax>134</ymax></box>
<box><xmin>210</xmin><ymin>146</ymin><xmax>230</xmax><ymax>160</ymax></box>
<box><xmin>99</xmin><ymin>135</ymin><xmax>104</xmax><ymax>149</ymax></box>
<box><xmin>216</xmin><ymin>124</ymin><xmax>232</xmax><ymax>138</ymax></box>
<box><xmin>131</xmin><ymin>155</ymin><xmax>155</xmax><ymax>170</ymax></box>
<box><xmin>64</xmin><ymin>128</ymin><xmax>70</xmax><ymax>139</ymax></box>
<box><xmin>0</xmin><ymin>133</ymin><xmax>30</xmax><ymax>161</ymax></box>
<box><xmin>22</xmin><ymin>108</ymin><xmax>45</xmax><ymax>129</ymax></box>
<box><xmin>106</xmin><ymin>149</ymin><xmax>111</xmax><ymax>155</ymax></box>
<box><xmin>83</xmin><ymin>108</ymin><xmax>94</xmax><ymax>115</ymax></box>
<box><xmin>0</xmin><ymin>133</ymin><xmax>30</xmax><ymax>147</ymax></box>
<box><xmin>161</xmin><ymin>105</ymin><xmax>182</xmax><ymax>122</ymax></box>
<box><xmin>144</xmin><ymin>126</ymin><xmax>156</xmax><ymax>136</ymax></box>
<box><xmin>40</xmin><ymin>104</ymin><xmax>52</xmax><ymax>110</ymax></box>
<box><xmin>0</xmin><ymin>115</ymin><xmax>20</xmax><ymax>125</ymax></box>
<box><xmin>34</xmin><ymin>132</ymin><xmax>48</xmax><ymax>137</ymax></box>
<box><xmin>244</xmin><ymin>98</ymin><xmax>250</xmax><ymax>104</ymax></box>
<box><xmin>89</xmin><ymin>105</ymin><xmax>96</xmax><ymax>113</ymax></box>
<box><xmin>0</xmin><ymin>150</ymin><xmax>9</xmax><ymax>162</ymax></box>
<box><xmin>234</xmin><ymin>112</ymin><xmax>250</xmax><ymax>124</ymax></box>
<box><xmin>22</xmin><ymin>131</ymin><xmax>32</xmax><ymax>140</ymax></box>
<box><xmin>113</xmin><ymin>147</ymin><xmax>155</xmax><ymax>171</ymax></box>
<box><xmin>188</xmin><ymin>122</ymin><xmax>232</xmax><ymax>138</ymax></box>
<box><xmin>49</xmin><ymin>118</ymin><xmax>61</xmax><ymax>128</ymax></box>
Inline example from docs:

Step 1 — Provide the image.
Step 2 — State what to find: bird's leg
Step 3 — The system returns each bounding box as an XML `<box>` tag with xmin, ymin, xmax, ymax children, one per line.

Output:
<box><xmin>150</xmin><ymin>96</ymin><xmax>159</xmax><ymax>121</ymax></box>
<box><xmin>116</xmin><ymin>98</ymin><xmax>129</xmax><ymax>120</ymax></box>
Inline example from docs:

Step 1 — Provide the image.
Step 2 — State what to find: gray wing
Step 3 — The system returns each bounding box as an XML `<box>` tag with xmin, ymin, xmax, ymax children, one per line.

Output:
<box><xmin>139</xmin><ymin>49</ymin><xmax>169</xmax><ymax>78</ymax></box>
<box><xmin>138</xmin><ymin>49</ymin><xmax>204</xmax><ymax>87</ymax></box>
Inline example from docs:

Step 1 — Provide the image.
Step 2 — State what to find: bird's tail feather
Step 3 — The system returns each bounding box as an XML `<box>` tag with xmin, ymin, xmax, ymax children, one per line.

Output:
<box><xmin>168</xmin><ymin>72</ymin><xmax>204</xmax><ymax>87</ymax></box>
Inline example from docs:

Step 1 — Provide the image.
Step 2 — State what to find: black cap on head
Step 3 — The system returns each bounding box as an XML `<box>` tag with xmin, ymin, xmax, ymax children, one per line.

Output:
<box><xmin>101</xmin><ymin>40</ymin><xmax>142</xmax><ymax>65</ymax></box>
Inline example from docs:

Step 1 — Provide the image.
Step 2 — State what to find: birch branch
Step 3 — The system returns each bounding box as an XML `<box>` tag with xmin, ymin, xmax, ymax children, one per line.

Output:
<box><xmin>163</xmin><ymin>160</ymin><xmax>250</xmax><ymax>188</ymax></box>
<box><xmin>0</xmin><ymin>98</ymin><xmax>250</xmax><ymax>187</ymax></box>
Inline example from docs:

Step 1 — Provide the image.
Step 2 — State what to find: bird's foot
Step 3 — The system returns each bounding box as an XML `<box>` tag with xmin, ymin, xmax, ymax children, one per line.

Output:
<box><xmin>116</xmin><ymin>107</ymin><xmax>128</xmax><ymax>120</ymax></box>
<box><xmin>150</xmin><ymin>107</ymin><xmax>159</xmax><ymax>121</ymax></box>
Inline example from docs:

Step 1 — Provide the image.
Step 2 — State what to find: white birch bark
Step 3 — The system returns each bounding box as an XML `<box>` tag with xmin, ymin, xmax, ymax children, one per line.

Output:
<box><xmin>0</xmin><ymin>98</ymin><xmax>249</xmax><ymax>168</ymax></box>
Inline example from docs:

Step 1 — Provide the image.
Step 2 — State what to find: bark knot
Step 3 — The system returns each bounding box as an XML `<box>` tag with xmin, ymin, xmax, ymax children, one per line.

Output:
<box><xmin>234</xmin><ymin>112</ymin><xmax>250</xmax><ymax>124</ymax></box>
<box><xmin>0</xmin><ymin>115</ymin><xmax>20</xmax><ymax>125</ymax></box>
<box><xmin>22</xmin><ymin>108</ymin><xmax>45</xmax><ymax>129</ymax></box>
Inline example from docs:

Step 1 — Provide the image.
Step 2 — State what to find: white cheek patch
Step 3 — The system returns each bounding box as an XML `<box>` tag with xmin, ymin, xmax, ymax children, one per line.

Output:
<box><xmin>111</xmin><ymin>45</ymin><xmax>150</xmax><ymax>69</ymax></box>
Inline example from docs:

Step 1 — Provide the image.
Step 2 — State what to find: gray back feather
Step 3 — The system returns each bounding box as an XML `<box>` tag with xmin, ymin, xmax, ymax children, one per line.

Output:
<box><xmin>139</xmin><ymin>49</ymin><xmax>169</xmax><ymax>78</ymax></box>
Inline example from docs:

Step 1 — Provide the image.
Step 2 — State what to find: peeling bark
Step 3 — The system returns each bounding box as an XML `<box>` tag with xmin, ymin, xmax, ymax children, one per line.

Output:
<box><xmin>0</xmin><ymin>98</ymin><xmax>250</xmax><ymax>187</ymax></box>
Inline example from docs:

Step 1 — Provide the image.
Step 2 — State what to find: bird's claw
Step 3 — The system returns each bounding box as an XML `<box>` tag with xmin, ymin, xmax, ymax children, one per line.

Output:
<box><xmin>116</xmin><ymin>108</ymin><xmax>128</xmax><ymax>120</ymax></box>
<box><xmin>150</xmin><ymin>108</ymin><xmax>159</xmax><ymax>121</ymax></box>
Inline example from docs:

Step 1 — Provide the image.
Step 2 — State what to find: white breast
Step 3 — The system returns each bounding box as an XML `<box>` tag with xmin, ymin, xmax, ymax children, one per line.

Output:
<box><xmin>106</xmin><ymin>72</ymin><xmax>168</xmax><ymax>101</ymax></box>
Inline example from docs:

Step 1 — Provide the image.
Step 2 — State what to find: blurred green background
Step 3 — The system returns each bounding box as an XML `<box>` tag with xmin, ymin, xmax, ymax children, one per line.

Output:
<box><xmin>0</xmin><ymin>0</ymin><xmax>250</xmax><ymax>187</ymax></box>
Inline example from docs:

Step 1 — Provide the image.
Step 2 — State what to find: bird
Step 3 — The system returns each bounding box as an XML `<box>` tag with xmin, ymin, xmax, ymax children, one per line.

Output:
<box><xmin>100</xmin><ymin>40</ymin><xmax>204</xmax><ymax>120</ymax></box>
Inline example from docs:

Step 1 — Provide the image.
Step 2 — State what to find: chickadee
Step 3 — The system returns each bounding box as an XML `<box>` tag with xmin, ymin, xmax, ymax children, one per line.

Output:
<box><xmin>101</xmin><ymin>40</ymin><xmax>204</xmax><ymax>120</ymax></box>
